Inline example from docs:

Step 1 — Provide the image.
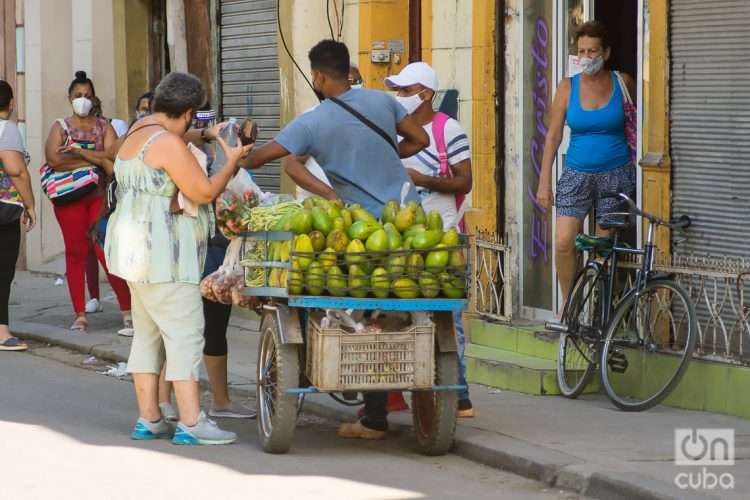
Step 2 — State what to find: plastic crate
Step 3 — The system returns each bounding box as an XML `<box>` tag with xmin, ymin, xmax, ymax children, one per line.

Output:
<box><xmin>306</xmin><ymin>315</ymin><xmax>435</xmax><ymax>391</ymax></box>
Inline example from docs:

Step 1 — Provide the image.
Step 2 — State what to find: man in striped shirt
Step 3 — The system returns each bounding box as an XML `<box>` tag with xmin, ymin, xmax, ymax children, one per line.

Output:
<box><xmin>386</xmin><ymin>62</ymin><xmax>475</xmax><ymax>418</ymax></box>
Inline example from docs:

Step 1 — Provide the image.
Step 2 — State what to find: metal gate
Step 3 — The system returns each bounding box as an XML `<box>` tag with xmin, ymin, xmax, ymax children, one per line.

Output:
<box><xmin>219</xmin><ymin>0</ymin><xmax>281</xmax><ymax>192</ymax></box>
<box><xmin>669</xmin><ymin>0</ymin><xmax>750</xmax><ymax>258</ymax></box>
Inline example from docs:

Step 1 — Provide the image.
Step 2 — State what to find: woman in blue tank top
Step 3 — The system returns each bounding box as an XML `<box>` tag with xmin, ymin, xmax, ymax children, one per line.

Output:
<box><xmin>536</xmin><ymin>21</ymin><xmax>636</xmax><ymax>306</ymax></box>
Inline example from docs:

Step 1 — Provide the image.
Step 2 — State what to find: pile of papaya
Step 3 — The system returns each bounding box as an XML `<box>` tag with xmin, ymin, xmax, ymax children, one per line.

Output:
<box><xmin>258</xmin><ymin>197</ymin><xmax>466</xmax><ymax>299</ymax></box>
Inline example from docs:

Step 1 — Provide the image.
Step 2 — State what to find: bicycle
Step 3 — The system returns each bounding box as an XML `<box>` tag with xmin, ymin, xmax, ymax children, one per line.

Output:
<box><xmin>546</xmin><ymin>192</ymin><xmax>697</xmax><ymax>411</ymax></box>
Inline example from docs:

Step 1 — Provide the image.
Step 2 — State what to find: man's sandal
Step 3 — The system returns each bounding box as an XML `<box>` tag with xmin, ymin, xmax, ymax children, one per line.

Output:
<box><xmin>0</xmin><ymin>337</ymin><xmax>28</xmax><ymax>351</ymax></box>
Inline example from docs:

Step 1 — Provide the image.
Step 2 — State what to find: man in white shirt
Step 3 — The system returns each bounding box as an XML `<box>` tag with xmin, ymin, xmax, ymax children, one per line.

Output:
<box><xmin>386</xmin><ymin>62</ymin><xmax>474</xmax><ymax>417</ymax></box>
<box><xmin>386</xmin><ymin>62</ymin><xmax>472</xmax><ymax>230</ymax></box>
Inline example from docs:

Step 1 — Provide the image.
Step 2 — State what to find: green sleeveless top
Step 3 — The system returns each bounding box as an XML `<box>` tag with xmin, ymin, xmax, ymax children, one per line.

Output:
<box><xmin>104</xmin><ymin>130</ymin><xmax>212</xmax><ymax>284</ymax></box>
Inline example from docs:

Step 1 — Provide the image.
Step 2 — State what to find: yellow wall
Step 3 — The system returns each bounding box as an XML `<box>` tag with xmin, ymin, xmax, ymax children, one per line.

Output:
<box><xmin>640</xmin><ymin>0</ymin><xmax>671</xmax><ymax>253</ymax></box>
<box><xmin>358</xmin><ymin>0</ymin><xmax>410</xmax><ymax>90</ymax></box>
<box><xmin>466</xmin><ymin>0</ymin><xmax>496</xmax><ymax>232</ymax></box>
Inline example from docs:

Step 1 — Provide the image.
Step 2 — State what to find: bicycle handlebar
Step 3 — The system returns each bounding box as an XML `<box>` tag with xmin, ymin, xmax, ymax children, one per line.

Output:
<box><xmin>601</xmin><ymin>192</ymin><xmax>691</xmax><ymax>230</ymax></box>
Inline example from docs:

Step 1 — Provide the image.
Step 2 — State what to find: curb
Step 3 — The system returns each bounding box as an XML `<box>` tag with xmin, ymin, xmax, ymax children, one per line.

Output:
<box><xmin>12</xmin><ymin>320</ymin><xmax>716</xmax><ymax>500</ymax></box>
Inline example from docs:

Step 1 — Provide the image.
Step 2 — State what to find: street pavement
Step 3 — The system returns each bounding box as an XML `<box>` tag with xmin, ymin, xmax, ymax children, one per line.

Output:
<box><xmin>0</xmin><ymin>351</ymin><xmax>585</xmax><ymax>500</ymax></box>
<box><xmin>8</xmin><ymin>268</ymin><xmax>750</xmax><ymax>499</ymax></box>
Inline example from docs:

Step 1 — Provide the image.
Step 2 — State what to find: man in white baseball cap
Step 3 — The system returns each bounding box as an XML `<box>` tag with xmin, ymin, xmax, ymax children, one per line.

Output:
<box><xmin>385</xmin><ymin>61</ymin><xmax>475</xmax><ymax>418</ymax></box>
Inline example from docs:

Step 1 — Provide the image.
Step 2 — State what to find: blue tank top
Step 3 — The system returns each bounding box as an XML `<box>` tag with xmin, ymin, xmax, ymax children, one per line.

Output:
<box><xmin>565</xmin><ymin>73</ymin><xmax>631</xmax><ymax>173</ymax></box>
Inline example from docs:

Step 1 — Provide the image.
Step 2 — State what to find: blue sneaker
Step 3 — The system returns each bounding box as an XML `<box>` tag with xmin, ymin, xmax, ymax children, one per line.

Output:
<box><xmin>172</xmin><ymin>411</ymin><xmax>237</xmax><ymax>445</ymax></box>
<box><xmin>131</xmin><ymin>418</ymin><xmax>172</xmax><ymax>440</ymax></box>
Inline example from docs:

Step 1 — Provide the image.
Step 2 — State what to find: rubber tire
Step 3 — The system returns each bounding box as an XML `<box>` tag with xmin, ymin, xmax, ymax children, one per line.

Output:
<box><xmin>412</xmin><ymin>350</ymin><xmax>459</xmax><ymax>456</ymax></box>
<box><xmin>600</xmin><ymin>279</ymin><xmax>697</xmax><ymax>412</ymax></box>
<box><xmin>557</xmin><ymin>265</ymin><xmax>603</xmax><ymax>398</ymax></box>
<box><xmin>257</xmin><ymin>311</ymin><xmax>300</xmax><ymax>454</ymax></box>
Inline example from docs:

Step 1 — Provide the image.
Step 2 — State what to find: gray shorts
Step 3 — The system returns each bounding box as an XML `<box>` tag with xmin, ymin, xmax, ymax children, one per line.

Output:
<box><xmin>556</xmin><ymin>163</ymin><xmax>636</xmax><ymax>226</ymax></box>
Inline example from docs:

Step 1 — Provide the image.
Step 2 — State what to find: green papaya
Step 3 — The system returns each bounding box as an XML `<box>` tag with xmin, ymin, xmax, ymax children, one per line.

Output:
<box><xmin>352</xmin><ymin>207</ymin><xmax>377</xmax><ymax>223</ymax></box>
<box><xmin>326</xmin><ymin>266</ymin><xmax>347</xmax><ymax>297</ymax></box>
<box><xmin>348</xmin><ymin>265</ymin><xmax>369</xmax><ymax>298</ymax></box>
<box><xmin>440</xmin><ymin>272</ymin><xmax>466</xmax><ymax>298</ymax></box>
<box><xmin>340</xmin><ymin>209</ymin><xmax>353</xmax><ymax>230</ymax></box>
<box><xmin>306</xmin><ymin>262</ymin><xmax>326</xmax><ymax>295</ymax></box>
<box><xmin>441</xmin><ymin>228</ymin><xmax>461</xmax><ymax>247</ymax></box>
<box><xmin>387</xmin><ymin>251</ymin><xmax>407</xmax><ymax>276</ymax></box>
<box><xmin>419</xmin><ymin>271</ymin><xmax>440</xmax><ymax>298</ymax></box>
<box><xmin>381</xmin><ymin>201</ymin><xmax>398</xmax><ymax>224</ymax></box>
<box><xmin>427</xmin><ymin>210</ymin><xmax>444</xmax><ymax>231</ymax></box>
<box><xmin>425</xmin><ymin>248</ymin><xmax>450</xmax><ymax>273</ymax></box>
<box><xmin>411</xmin><ymin>230</ymin><xmax>443</xmax><ymax>250</ymax></box>
<box><xmin>309</xmin><ymin>230</ymin><xmax>326</xmax><ymax>252</ymax></box>
<box><xmin>288</xmin><ymin>259</ymin><xmax>304</xmax><ymax>295</ymax></box>
<box><xmin>326</xmin><ymin>229</ymin><xmax>350</xmax><ymax>253</ymax></box>
<box><xmin>331</xmin><ymin>217</ymin><xmax>345</xmax><ymax>232</ymax></box>
<box><xmin>392</xmin><ymin>277</ymin><xmax>419</xmax><ymax>299</ymax></box>
<box><xmin>394</xmin><ymin>207</ymin><xmax>416</xmax><ymax>232</ymax></box>
<box><xmin>310</xmin><ymin>207</ymin><xmax>333</xmax><ymax>235</ymax></box>
<box><xmin>318</xmin><ymin>247</ymin><xmax>338</xmax><ymax>269</ymax></box>
<box><xmin>403</xmin><ymin>224</ymin><xmax>427</xmax><ymax>239</ymax></box>
<box><xmin>414</xmin><ymin>206</ymin><xmax>426</xmax><ymax>225</ymax></box>
<box><xmin>345</xmin><ymin>239</ymin><xmax>366</xmax><ymax>267</ymax></box>
<box><xmin>348</xmin><ymin>220</ymin><xmax>382</xmax><ymax>241</ymax></box>
<box><xmin>406</xmin><ymin>253</ymin><xmax>424</xmax><ymax>279</ymax></box>
<box><xmin>371</xmin><ymin>267</ymin><xmax>390</xmax><ymax>298</ymax></box>
<box><xmin>292</xmin><ymin>235</ymin><xmax>314</xmax><ymax>269</ymax></box>
<box><xmin>289</xmin><ymin>210</ymin><xmax>313</xmax><ymax>235</ymax></box>
<box><xmin>302</xmin><ymin>197</ymin><xmax>319</xmax><ymax>210</ymax></box>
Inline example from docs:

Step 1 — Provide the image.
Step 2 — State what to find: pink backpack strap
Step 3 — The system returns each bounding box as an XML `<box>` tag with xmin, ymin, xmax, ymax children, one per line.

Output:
<box><xmin>431</xmin><ymin>112</ymin><xmax>467</xmax><ymax>232</ymax></box>
<box><xmin>431</xmin><ymin>112</ymin><xmax>451</xmax><ymax>178</ymax></box>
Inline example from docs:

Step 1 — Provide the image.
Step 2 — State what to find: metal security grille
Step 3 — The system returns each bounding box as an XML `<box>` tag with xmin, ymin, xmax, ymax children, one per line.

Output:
<box><xmin>219</xmin><ymin>0</ymin><xmax>281</xmax><ymax>192</ymax></box>
<box><xmin>669</xmin><ymin>0</ymin><xmax>750</xmax><ymax>258</ymax></box>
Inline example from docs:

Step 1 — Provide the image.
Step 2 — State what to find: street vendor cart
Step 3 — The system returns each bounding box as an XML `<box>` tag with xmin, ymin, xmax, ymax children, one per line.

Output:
<box><xmin>241</xmin><ymin>228</ymin><xmax>468</xmax><ymax>456</ymax></box>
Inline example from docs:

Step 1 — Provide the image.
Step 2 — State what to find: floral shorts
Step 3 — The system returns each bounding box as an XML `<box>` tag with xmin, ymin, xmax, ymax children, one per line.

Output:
<box><xmin>556</xmin><ymin>163</ymin><xmax>636</xmax><ymax>226</ymax></box>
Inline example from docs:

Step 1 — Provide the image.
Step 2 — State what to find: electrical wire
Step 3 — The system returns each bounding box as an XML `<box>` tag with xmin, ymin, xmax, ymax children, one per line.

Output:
<box><xmin>277</xmin><ymin>0</ymin><xmax>315</xmax><ymax>94</ymax></box>
<box><xmin>326</xmin><ymin>0</ymin><xmax>336</xmax><ymax>39</ymax></box>
<box><xmin>335</xmin><ymin>0</ymin><xmax>345</xmax><ymax>40</ymax></box>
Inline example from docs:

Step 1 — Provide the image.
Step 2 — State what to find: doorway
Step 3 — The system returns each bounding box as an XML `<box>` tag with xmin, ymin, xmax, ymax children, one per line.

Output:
<box><xmin>550</xmin><ymin>0</ymin><xmax>641</xmax><ymax>315</ymax></box>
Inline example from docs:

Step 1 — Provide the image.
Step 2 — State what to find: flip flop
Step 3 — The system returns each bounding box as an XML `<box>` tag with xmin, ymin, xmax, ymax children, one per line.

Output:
<box><xmin>0</xmin><ymin>337</ymin><xmax>28</xmax><ymax>351</ymax></box>
<box><xmin>71</xmin><ymin>317</ymin><xmax>88</xmax><ymax>333</ymax></box>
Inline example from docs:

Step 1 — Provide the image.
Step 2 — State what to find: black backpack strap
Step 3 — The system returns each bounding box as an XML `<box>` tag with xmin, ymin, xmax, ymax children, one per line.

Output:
<box><xmin>329</xmin><ymin>96</ymin><xmax>399</xmax><ymax>154</ymax></box>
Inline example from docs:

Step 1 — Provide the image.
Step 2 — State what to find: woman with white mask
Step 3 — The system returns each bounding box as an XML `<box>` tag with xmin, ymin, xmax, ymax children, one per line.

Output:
<box><xmin>44</xmin><ymin>70</ymin><xmax>132</xmax><ymax>333</ymax></box>
<box><xmin>536</xmin><ymin>21</ymin><xmax>637</xmax><ymax>308</ymax></box>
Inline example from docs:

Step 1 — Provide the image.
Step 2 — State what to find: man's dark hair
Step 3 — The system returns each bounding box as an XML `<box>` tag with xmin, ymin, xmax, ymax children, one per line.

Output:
<box><xmin>308</xmin><ymin>40</ymin><xmax>350</xmax><ymax>79</ymax></box>
<box><xmin>152</xmin><ymin>72</ymin><xmax>206</xmax><ymax>119</ymax></box>
<box><xmin>0</xmin><ymin>80</ymin><xmax>13</xmax><ymax>111</ymax></box>
<box><xmin>135</xmin><ymin>91</ymin><xmax>154</xmax><ymax>111</ymax></box>
<box><xmin>575</xmin><ymin>21</ymin><xmax>611</xmax><ymax>50</ymax></box>
<box><xmin>68</xmin><ymin>70</ymin><xmax>96</xmax><ymax>96</ymax></box>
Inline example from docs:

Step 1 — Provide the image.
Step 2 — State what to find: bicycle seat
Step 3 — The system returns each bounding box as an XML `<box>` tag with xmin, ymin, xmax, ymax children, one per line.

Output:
<box><xmin>575</xmin><ymin>234</ymin><xmax>614</xmax><ymax>254</ymax></box>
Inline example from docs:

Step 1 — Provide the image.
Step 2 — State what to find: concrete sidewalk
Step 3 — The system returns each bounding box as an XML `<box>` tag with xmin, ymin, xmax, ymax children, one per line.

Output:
<box><xmin>8</xmin><ymin>270</ymin><xmax>748</xmax><ymax>500</ymax></box>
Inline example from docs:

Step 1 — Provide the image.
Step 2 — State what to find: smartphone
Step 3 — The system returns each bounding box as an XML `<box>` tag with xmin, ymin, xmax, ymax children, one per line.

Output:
<box><xmin>239</xmin><ymin>118</ymin><xmax>258</xmax><ymax>146</ymax></box>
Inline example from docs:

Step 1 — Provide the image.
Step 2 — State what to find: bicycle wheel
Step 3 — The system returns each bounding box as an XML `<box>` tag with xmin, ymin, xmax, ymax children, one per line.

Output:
<box><xmin>557</xmin><ymin>265</ymin><xmax>604</xmax><ymax>398</ymax></box>
<box><xmin>600</xmin><ymin>279</ymin><xmax>697</xmax><ymax>412</ymax></box>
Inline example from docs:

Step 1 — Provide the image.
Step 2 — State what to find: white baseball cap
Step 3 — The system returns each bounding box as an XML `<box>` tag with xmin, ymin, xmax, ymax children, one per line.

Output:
<box><xmin>385</xmin><ymin>62</ymin><xmax>439</xmax><ymax>91</ymax></box>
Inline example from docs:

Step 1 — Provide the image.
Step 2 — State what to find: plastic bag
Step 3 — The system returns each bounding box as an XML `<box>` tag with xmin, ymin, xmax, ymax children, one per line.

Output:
<box><xmin>216</xmin><ymin>169</ymin><xmax>262</xmax><ymax>238</ymax></box>
<box><xmin>200</xmin><ymin>239</ymin><xmax>256</xmax><ymax>309</ymax></box>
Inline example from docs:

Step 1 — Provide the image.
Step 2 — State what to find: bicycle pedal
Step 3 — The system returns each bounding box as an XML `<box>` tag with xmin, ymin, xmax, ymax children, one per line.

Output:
<box><xmin>608</xmin><ymin>350</ymin><xmax>629</xmax><ymax>374</ymax></box>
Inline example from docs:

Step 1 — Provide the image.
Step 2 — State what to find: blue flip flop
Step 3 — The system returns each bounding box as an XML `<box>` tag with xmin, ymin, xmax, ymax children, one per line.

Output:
<box><xmin>0</xmin><ymin>337</ymin><xmax>28</xmax><ymax>351</ymax></box>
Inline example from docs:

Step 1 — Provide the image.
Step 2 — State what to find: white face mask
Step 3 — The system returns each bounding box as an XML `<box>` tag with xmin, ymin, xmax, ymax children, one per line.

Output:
<box><xmin>395</xmin><ymin>90</ymin><xmax>427</xmax><ymax>114</ymax></box>
<box><xmin>580</xmin><ymin>56</ymin><xmax>605</xmax><ymax>76</ymax></box>
<box><xmin>72</xmin><ymin>97</ymin><xmax>93</xmax><ymax>117</ymax></box>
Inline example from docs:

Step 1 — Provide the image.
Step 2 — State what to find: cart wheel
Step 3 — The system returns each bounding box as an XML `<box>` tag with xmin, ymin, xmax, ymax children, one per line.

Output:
<box><xmin>412</xmin><ymin>351</ymin><xmax>459</xmax><ymax>456</ymax></box>
<box><xmin>257</xmin><ymin>311</ymin><xmax>300</xmax><ymax>454</ymax></box>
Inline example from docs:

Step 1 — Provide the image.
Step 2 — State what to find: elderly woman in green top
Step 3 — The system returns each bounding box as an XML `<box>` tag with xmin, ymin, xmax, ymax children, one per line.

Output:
<box><xmin>105</xmin><ymin>72</ymin><xmax>252</xmax><ymax>445</ymax></box>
